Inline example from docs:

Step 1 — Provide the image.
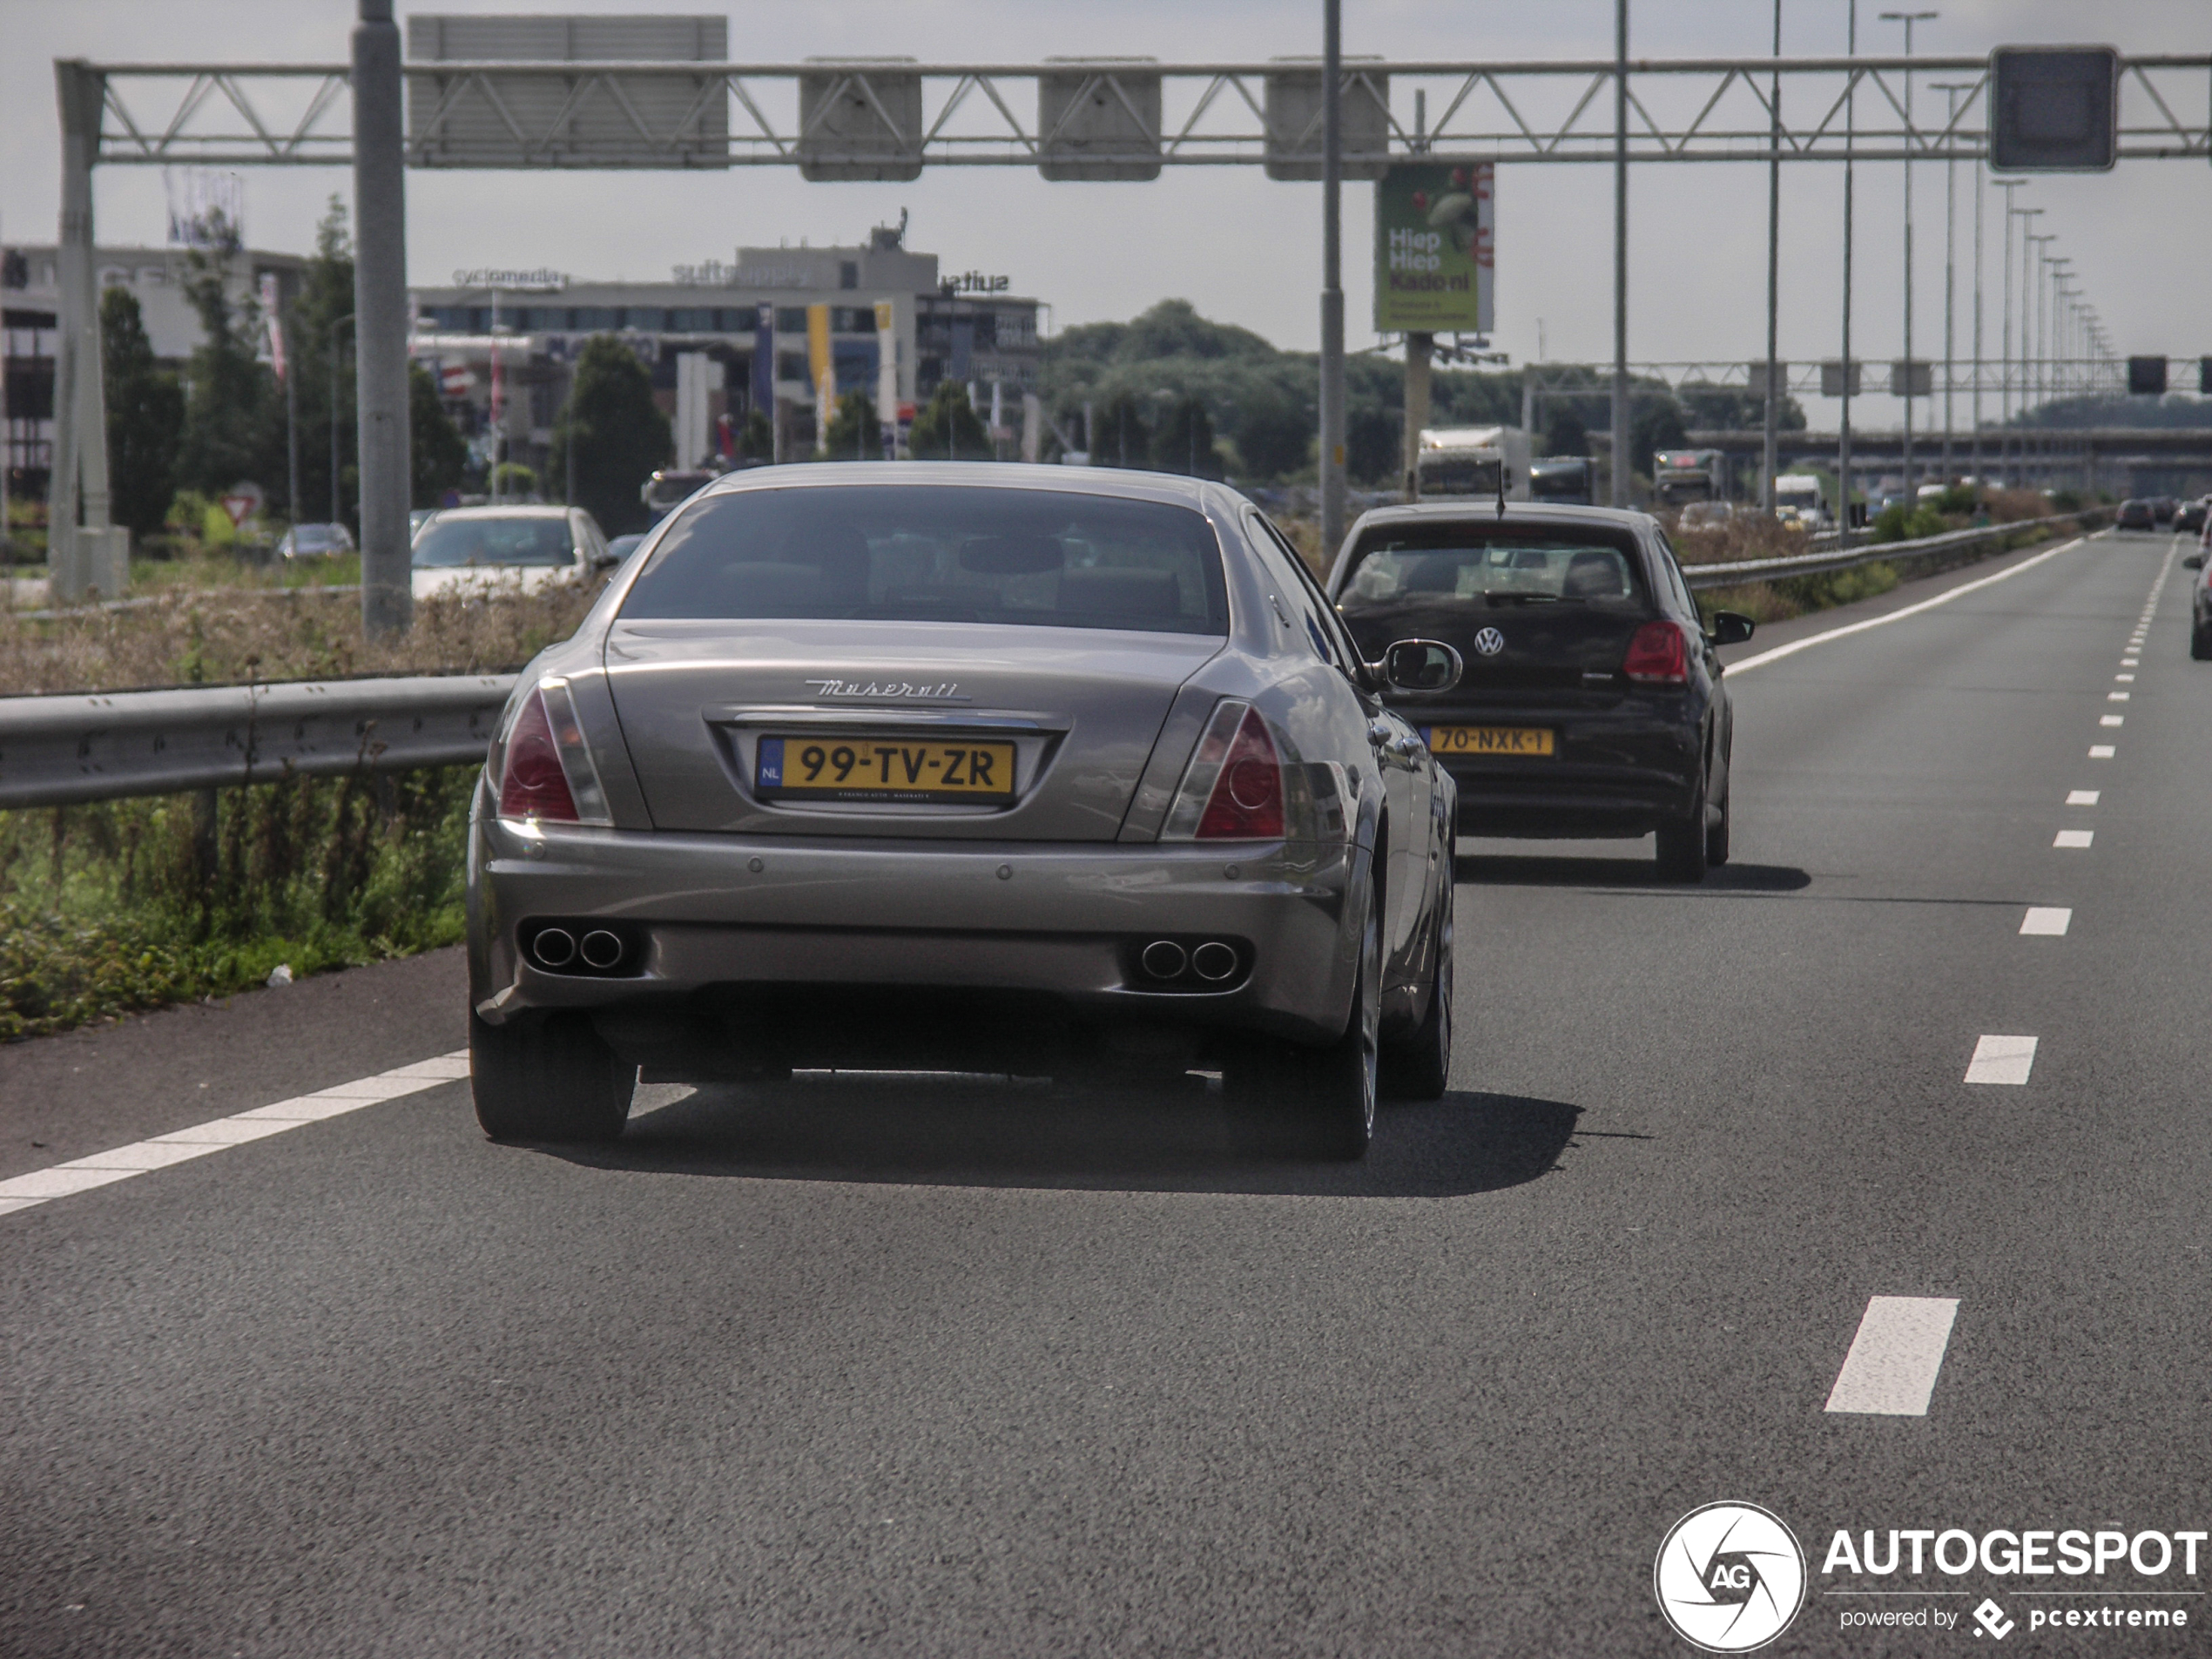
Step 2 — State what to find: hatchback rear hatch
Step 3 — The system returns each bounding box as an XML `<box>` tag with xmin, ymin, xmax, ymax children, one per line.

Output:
<box><xmin>602</xmin><ymin>479</ymin><xmax>1229</xmax><ymax>840</ymax></box>
<box><xmin>1333</xmin><ymin>516</ymin><xmax>1656</xmax><ymax>709</ymax></box>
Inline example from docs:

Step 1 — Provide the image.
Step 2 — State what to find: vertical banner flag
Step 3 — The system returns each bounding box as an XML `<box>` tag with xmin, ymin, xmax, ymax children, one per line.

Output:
<box><xmin>752</xmin><ymin>302</ymin><xmax>774</xmax><ymax>423</ymax></box>
<box><xmin>806</xmin><ymin>304</ymin><xmax>834</xmax><ymax>455</ymax></box>
<box><xmin>1374</xmin><ymin>162</ymin><xmax>1494</xmax><ymax>334</ymax></box>
<box><xmin>258</xmin><ymin>273</ymin><xmax>287</xmax><ymax>381</ymax></box>
<box><xmin>873</xmin><ymin>300</ymin><xmax>898</xmax><ymax>442</ymax></box>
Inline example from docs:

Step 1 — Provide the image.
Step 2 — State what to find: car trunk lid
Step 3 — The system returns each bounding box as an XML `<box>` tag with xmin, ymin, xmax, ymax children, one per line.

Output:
<box><xmin>604</xmin><ymin>619</ymin><xmax>1222</xmax><ymax>840</ymax></box>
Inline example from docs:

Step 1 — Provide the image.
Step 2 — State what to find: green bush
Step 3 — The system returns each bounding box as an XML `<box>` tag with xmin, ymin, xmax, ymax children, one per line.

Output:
<box><xmin>1872</xmin><ymin>502</ymin><xmax>1947</xmax><ymax>543</ymax></box>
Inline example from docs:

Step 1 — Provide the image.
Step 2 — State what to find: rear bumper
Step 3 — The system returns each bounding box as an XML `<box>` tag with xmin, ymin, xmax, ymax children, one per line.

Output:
<box><xmin>467</xmin><ymin>796</ymin><xmax>1363</xmax><ymax>1065</ymax></box>
<box><xmin>1423</xmin><ymin>707</ymin><xmax>1701</xmax><ymax>838</ymax></box>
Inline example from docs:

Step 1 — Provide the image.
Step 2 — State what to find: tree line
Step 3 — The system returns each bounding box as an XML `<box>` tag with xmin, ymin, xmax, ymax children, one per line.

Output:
<box><xmin>101</xmin><ymin>199</ymin><xmax>469</xmax><ymax>541</ymax></box>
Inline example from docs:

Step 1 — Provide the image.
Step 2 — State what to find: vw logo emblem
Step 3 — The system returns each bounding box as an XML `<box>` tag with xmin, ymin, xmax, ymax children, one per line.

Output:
<box><xmin>1473</xmin><ymin>627</ymin><xmax>1507</xmax><ymax>658</ymax></box>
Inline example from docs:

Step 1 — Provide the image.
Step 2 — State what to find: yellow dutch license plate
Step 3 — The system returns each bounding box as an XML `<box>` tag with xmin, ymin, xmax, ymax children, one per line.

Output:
<box><xmin>755</xmin><ymin>734</ymin><xmax>1018</xmax><ymax>801</ymax></box>
<box><xmin>1425</xmin><ymin>725</ymin><xmax>1556</xmax><ymax>758</ymax></box>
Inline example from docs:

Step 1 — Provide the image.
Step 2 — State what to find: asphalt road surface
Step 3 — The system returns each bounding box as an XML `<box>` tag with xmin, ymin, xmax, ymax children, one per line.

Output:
<box><xmin>5</xmin><ymin>527</ymin><xmax>2207</xmax><ymax>1656</ymax></box>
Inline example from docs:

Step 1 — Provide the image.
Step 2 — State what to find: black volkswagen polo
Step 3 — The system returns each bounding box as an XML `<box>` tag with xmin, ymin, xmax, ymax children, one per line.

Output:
<box><xmin>1323</xmin><ymin>502</ymin><xmax>1754</xmax><ymax>881</ymax></box>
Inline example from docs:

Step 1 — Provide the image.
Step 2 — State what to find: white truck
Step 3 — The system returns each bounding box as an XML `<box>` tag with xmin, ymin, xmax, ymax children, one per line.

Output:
<box><xmin>1416</xmin><ymin>426</ymin><xmax>1533</xmax><ymax>501</ymax></box>
<box><xmin>1772</xmin><ymin>473</ymin><xmax>1830</xmax><ymax>529</ymax></box>
<box><xmin>1652</xmin><ymin>448</ymin><xmax>1729</xmax><ymax>507</ymax></box>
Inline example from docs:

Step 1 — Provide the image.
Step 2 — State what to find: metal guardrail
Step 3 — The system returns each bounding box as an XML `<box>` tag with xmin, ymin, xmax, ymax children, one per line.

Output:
<box><xmin>0</xmin><ymin>509</ymin><xmax>2111</xmax><ymax>810</ymax></box>
<box><xmin>0</xmin><ymin>674</ymin><xmax>516</xmax><ymax>810</ymax></box>
<box><xmin>1680</xmin><ymin>509</ymin><xmax>2107</xmax><ymax>592</ymax></box>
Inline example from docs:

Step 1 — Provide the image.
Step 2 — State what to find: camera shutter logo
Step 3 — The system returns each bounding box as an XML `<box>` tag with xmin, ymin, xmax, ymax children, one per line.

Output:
<box><xmin>1653</xmin><ymin>1501</ymin><xmax>1807</xmax><ymax>1652</ymax></box>
<box><xmin>1473</xmin><ymin>626</ymin><xmax>1507</xmax><ymax>657</ymax></box>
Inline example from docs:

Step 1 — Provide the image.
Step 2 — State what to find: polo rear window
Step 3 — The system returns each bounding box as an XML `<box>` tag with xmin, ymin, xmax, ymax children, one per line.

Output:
<box><xmin>1338</xmin><ymin>523</ymin><xmax>1649</xmax><ymax>614</ymax></box>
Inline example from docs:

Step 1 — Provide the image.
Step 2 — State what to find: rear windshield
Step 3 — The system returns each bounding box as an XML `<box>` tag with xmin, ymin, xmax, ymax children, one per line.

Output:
<box><xmin>618</xmin><ymin>484</ymin><xmax>1229</xmax><ymax>635</ymax></box>
<box><xmin>412</xmin><ymin>517</ymin><xmax>574</xmax><ymax>569</ymax></box>
<box><xmin>1337</xmin><ymin>523</ymin><xmax>1648</xmax><ymax>614</ymax></box>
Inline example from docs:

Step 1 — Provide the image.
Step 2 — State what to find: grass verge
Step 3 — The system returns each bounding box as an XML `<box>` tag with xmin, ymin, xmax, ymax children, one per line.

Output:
<box><xmin>0</xmin><ymin>765</ymin><xmax>475</xmax><ymax>1043</ymax></box>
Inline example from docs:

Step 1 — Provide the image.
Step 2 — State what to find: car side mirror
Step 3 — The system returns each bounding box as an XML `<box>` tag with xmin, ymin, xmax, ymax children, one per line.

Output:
<box><xmin>2185</xmin><ymin>554</ymin><xmax>2205</xmax><ymax>570</ymax></box>
<box><xmin>1708</xmin><ymin>610</ymin><xmax>1757</xmax><ymax>647</ymax></box>
<box><xmin>1370</xmin><ymin>638</ymin><xmax>1463</xmax><ymax>694</ymax></box>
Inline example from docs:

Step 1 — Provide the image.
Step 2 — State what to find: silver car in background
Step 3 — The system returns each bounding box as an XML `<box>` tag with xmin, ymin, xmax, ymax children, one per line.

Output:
<box><xmin>467</xmin><ymin>464</ymin><xmax>1463</xmax><ymax>1159</ymax></box>
<box><xmin>411</xmin><ymin>504</ymin><xmax>614</xmax><ymax>601</ymax></box>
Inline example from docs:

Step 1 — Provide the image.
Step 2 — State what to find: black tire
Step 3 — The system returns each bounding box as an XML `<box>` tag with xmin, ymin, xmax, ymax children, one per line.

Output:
<box><xmin>1381</xmin><ymin>876</ymin><xmax>1452</xmax><ymax>1101</ymax></box>
<box><xmin>2192</xmin><ymin>622</ymin><xmax>2212</xmax><ymax>661</ymax></box>
<box><xmin>1226</xmin><ymin>901</ymin><xmax>1380</xmax><ymax>1161</ymax></box>
<box><xmin>471</xmin><ymin>1008</ymin><xmax>636</xmax><ymax>1143</ymax></box>
<box><xmin>1703</xmin><ymin>783</ymin><xmax>1732</xmax><ymax>867</ymax></box>
<box><xmin>1655</xmin><ymin>774</ymin><xmax>1710</xmax><ymax>885</ymax></box>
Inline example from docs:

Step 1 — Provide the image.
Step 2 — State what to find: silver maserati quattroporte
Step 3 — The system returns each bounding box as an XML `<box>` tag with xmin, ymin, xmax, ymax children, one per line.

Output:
<box><xmin>467</xmin><ymin>463</ymin><xmax>1462</xmax><ymax>1159</ymax></box>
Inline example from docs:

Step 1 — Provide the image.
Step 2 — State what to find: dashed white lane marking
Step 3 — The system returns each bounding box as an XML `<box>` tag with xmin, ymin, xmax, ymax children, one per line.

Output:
<box><xmin>0</xmin><ymin>1052</ymin><xmax>471</xmax><ymax>1217</ymax></box>
<box><xmin>1966</xmin><ymin>1035</ymin><xmax>2038</xmax><ymax>1085</ymax></box>
<box><xmin>2101</xmin><ymin>714</ymin><xmax>2125</xmax><ymax>727</ymax></box>
<box><xmin>2108</xmin><ymin>691</ymin><xmax>2131</xmax><ymax>701</ymax></box>
<box><xmin>2020</xmin><ymin>907</ymin><xmax>2073</xmax><ymax>935</ymax></box>
<box><xmin>2115</xmin><ymin>673</ymin><xmax>2135</xmax><ymax>682</ymax></box>
<box><xmin>2066</xmin><ymin>790</ymin><xmax>2100</xmax><ymax>806</ymax></box>
<box><xmin>1824</xmin><ymin>1296</ymin><xmax>1961</xmax><ymax>1416</ymax></box>
<box><xmin>2090</xmin><ymin>745</ymin><xmax>2116</xmax><ymax>759</ymax></box>
<box><xmin>1727</xmin><ymin>533</ymin><xmax>2093</xmax><ymax>677</ymax></box>
<box><xmin>2054</xmin><ymin>829</ymin><xmax>2094</xmax><ymax>848</ymax></box>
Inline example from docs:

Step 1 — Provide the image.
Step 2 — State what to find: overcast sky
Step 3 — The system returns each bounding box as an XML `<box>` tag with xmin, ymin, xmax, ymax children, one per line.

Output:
<box><xmin>5</xmin><ymin>1</ymin><xmax>2207</xmax><ymax>430</ymax></box>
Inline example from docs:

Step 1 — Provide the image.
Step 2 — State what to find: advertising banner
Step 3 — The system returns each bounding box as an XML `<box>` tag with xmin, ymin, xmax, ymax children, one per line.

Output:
<box><xmin>1374</xmin><ymin>161</ymin><xmax>1494</xmax><ymax>334</ymax></box>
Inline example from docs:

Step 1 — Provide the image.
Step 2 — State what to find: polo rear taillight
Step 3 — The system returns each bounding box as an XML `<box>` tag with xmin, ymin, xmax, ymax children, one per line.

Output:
<box><xmin>1622</xmin><ymin>619</ymin><xmax>1690</xmax><ymax>686</ymax></box>
<box><xmin>1161</xmin><ymin>701</ymin><xmax>1285</xmax><ymax>841</ymax></box>
<box><xmin>497</xmin><ymin>680</ymin><xmax>612</xmax><ymax>825</ymax></box>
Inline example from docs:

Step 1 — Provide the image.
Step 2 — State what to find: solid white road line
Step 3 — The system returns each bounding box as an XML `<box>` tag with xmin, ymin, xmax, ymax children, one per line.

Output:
<box><xmin>1727</xmin><ymin>534</ymin><xmax>2092</xmax><ymax>678</ymax></box>
<box><xmin>1966</xmin><ymin>1035</ymin><xmax>2038</xmax><ymax>1085</ymax></box>
<box><xmin>1824</xmin><ymin>1296</ymin><xmax>1961</xmax><ymax>1416</ymax></box>
<box><xmin>2020</xmin><ymin>907</ymin><xmax>2073</xmax><ymax>936</ymax></box>
<box><xmin>2066</xmin><ymin>790</ymin><xmax>2100</xmax><ymax>806</ymax></box>
<box><xmin>2090</xmin><ymin>745</ymin><xmax>2115</xmax><ymax>759</ymax></box>
<box><xmin>2054</xmin><ymin>829</ymin><xmax>2094</xmax><ymax>848</ymax></box>
<box><xmin>0</xmin><ymin>1051</ymin><xmax>471</xmax><ymax>1217</ymax></box>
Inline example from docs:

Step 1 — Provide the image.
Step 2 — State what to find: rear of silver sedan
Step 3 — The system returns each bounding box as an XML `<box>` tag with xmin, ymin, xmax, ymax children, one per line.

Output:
<box><xmin>465</xmin><ymin>469</ymin><xmax>1373</xmax><ymax>1147</ymax></box>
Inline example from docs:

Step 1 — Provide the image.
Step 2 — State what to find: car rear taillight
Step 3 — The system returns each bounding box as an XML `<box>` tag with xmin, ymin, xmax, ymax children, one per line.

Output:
<box><xmin>1622</xmin><ymin>619</ymin><xmax>1690</xmax><ymax>686</ymax></box>
<box><xmin>1197</xmin><ymin>708</ymin><xmax>1285</xmax><ymax>840</ymax></box>
<box><xmin>1160</xmin><ymin>700</ymin><xmax>1286</xmax><ymax>842</ymax></box>
<box><xmin>497</xmin><ymin>681</ymin><xmax>612</xmax><ymax>825</ymax></box>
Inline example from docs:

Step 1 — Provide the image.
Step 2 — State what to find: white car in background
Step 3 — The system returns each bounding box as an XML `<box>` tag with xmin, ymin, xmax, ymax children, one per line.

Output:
<box><xmin>409</xmin><ymin>505</ymin><xmax>614</xmax><ymax>600</ymax></box>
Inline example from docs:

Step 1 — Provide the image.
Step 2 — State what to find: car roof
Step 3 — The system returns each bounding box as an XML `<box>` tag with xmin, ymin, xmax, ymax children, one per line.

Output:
<box><xmin>693</xmin><ymin>459</ymin><xmax>1231</xmax><ymax>514</ymax></box>
<box><xmin>1345</xmin><ymin>499</ymin><xmax>1657</xmax><ymax>535</ymax></box>
<box><xmin>422</xmin><ymin>504</ymin><xmax>575</xmax><ymax>521</ymax></box>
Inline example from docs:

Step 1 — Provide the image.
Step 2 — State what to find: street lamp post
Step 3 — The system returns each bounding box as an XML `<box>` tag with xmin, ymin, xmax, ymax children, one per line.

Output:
<box><xmin>1611</xmin><ymin>0</ymin><xmax>1630</xmax><ymax>509</ymax></box>
<box><xmin>1930</xmin><ymin>80</ymin><xmax>1973</xmax><ymax>481</ymax></box>
<box><xmin>330</xmin><ymin>313</ymin><xmax>355</xmax><ymax>527</ymax></box>
<box><xmin>2000</xmin><ymin>192</ymin><xmax>2040</xmax><ymax>485</ymax></box>
<box><xmin>1838</xmin><ymin>0</ymin><xmax>1858</xmax><ymax>542</ymax></box>
<box><xmin>2026</xmin><ymin>233</ymin><xmax>2056</xmax><ymax>488</ymax></box>
<box><xmin>1762</xmin><ymin>0</ymin><xmax>1783</xmax><ymax>513</ymax></box>
<box><xmin>1878</xmin><ymin>10</ymin><xmax>1937</xmax><ymax>497</ymax></box>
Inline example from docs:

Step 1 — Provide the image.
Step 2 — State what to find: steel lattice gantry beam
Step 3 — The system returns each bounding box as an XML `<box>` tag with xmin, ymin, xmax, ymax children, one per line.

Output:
<box><xmin>84</xmin><ymin>54</ymin><xmax>2212</xmax><ymax>170</ymax></box>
